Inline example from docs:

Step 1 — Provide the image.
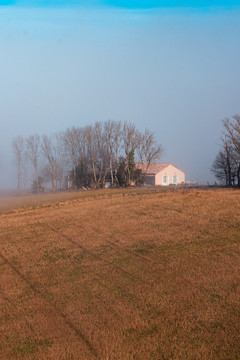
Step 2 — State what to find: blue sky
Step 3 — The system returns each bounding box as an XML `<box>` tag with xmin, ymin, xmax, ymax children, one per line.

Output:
<box><xmin>1</xmin><ymin>0</ymin><xmax>240</xmax><ymax>7</ymax></box>
<box><xmin>0</xmin><ymin>2</ymin><xmax>240</xmax><ymax>188</ymax></box>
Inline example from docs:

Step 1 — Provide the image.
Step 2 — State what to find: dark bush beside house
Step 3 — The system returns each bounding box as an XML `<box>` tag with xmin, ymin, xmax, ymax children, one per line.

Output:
<box><xmin>127</xmin><ymin>149</ymin><xmax>136</xmax><ymax>186</ymax></box>
<box><xmin>116</xmin><ymin>156</ymin><xmax>127</xmax><ymax>187</ymax></box>
<box><xmin>116</xmin><ymin>150</ymin><xmax>143</xmax><ymax>187</ymax></box>
<box><xmin>31</xmin><ymin>177</ymin><xmax>45</xmax><ymax>193</ymax></box>
<box><xmin>135</xmin><ymin>168</ymin><xmax>144</xmax><ymax>186</ymax></box>
<box><xmin>70</xmin><ymin>161</ymin><xmax>90</xmax><ymax>189</ymax></box>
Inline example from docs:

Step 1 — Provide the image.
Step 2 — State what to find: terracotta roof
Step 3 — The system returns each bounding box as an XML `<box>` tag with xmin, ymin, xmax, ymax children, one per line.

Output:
<box><xmin>135</xmin><ymin>162</ymin><xmax>184</xmax><ymax>175</ymax></box>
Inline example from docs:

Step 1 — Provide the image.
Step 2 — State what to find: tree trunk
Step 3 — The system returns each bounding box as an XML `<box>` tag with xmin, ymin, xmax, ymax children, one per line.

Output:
<box><xmin>17</xmin><ymin>164</ymin><xmax>21</xmax><ymax>193</ymax></box>
<box><xmin>110</xmin><ymin>157</ymin><xmax>113</xmax><ymax>186</ymax></box>
<box><xmin>237</xmin><ymin>165</ymin><xmax>240</xmax><ymax>188</ymax></box>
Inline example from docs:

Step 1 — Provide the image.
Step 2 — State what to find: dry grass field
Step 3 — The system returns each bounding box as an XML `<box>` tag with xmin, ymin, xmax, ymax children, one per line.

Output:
<box><xmin>0</xmin><ymin>188</ymin><xmax>240</xmax><ymax>360</ymax></box>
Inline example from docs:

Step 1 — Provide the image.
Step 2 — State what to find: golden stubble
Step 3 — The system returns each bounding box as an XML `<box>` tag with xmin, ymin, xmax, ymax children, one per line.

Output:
<box><xmin>0</xmin><ymin>188</ymin><xmax>240</xmax><ymax>359</ymax></box>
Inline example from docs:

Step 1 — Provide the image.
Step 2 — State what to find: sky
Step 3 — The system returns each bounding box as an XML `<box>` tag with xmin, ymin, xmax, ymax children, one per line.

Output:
<box><xmin>1</xmin><ymin>1</ymin><xmax>240</xmax><ymax>188</ymax></box>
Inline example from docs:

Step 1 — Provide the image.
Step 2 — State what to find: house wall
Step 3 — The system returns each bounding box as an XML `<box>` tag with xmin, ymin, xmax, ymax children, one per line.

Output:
<box><xmin>155</xmin><ymin>164</ymin><xmax>185</xmax><ymax>186</ymax></box>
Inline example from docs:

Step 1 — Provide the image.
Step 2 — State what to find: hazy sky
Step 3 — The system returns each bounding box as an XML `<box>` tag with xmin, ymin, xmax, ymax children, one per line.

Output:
<box><xmin>1</xmin><ymin>1</ymin><xmax>240</xmax><ymax>188</ymax></box>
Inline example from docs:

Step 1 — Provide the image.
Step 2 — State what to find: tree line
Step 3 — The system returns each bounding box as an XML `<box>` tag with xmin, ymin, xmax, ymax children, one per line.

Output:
<box><xmin>211</xmin><ymin>114</ymin><xmax>240</xmax><ymax>186</ymax></box>
<box><xmin>12</xmin><ymin>120</ymin><xmax>162</xmax><ymax>192</ymax></box>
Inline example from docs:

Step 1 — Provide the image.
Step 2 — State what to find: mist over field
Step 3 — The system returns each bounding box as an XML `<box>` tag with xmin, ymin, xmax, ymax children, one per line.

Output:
<box><xmin>1</xmin><ymin>3</ymin><xmax>240</xmax><ymax>189</ymax></box>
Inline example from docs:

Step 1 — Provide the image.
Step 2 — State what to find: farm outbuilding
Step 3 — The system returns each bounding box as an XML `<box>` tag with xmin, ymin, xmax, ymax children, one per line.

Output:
<box><xmin>135</xmin><ymin>162</ymin><xmax>185</xmax><ymax>186</ymax></box>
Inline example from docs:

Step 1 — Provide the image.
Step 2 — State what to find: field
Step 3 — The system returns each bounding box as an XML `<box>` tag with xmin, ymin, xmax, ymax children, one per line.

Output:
<box><xmin>0</xmin><ymin>188</ymin><xmax>240</xmax><ymax>360</ymax></box>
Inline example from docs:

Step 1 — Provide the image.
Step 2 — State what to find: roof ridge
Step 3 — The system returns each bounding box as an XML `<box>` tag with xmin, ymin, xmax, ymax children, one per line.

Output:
<box><xmin>135</xmin><ymin>162</ymin><xmax>185</xmax><ymax>175</ymax></box>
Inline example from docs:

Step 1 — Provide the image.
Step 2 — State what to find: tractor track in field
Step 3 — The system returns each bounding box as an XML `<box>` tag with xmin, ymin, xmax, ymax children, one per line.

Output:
<box><xmin>44</xmin><ymin>223</ymin><xmax>240</xmax><ymax>322</ymax></box>
<box><xmin>0</xmin><ymin>286</ymin><xmax>36</xmax><ymax>333</ymax></box>
<box><xmin>38</xmin><ymin>223</ymin><xmax>167</xmax><ymax>318</ymax></box>
<box><xmin>61</xmin><ymin>219</ymin><xmax>154</xmax><ymax>265</ymax></box>
<box><xmin>46</xmin><ymin>224</ymin><xmax>147</xmax><ymax>286</ymax></box>
<box><xmin>70</xmin><ymin>222</ymin><xmax>154</xmax><ymax>265</ymax></box>
<box><xmin>0</xmin><ymin>252</ymin><xmax>99</xmax><ymax>359</ymax></box>
<box><xmin>45</xmin><ymin>220</ymin><xmax>169</xmax><ymax>289</ymax></box>
<box><xmin>0</xmin><ymin>284</ymin><xmax>119</xmax><ymax>346</ymax></box>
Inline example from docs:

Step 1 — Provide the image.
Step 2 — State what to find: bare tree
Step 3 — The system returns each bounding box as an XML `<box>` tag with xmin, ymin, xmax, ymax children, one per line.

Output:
<box><xmin>27</xmin><ymin>134</ymin><xmax>41</xmax><ymax>192</ymax></box>
<box><xmin>12</xmin><ymin>136</ymin><xmax>25</xmax><ymax>192</ymax></box>
<box><xmin>137</xmin><ymin>128</ymin><xmax>163</xmax><ymax>179</ymax></box>
<box><xmin>112</xmin><ymin>121</ymin><xmax>122</xmax><ymax>183</ymax></box>
<box><xmin>41</xmin><ymin>135</ymin><xmax>57</xmax><ymax>191</ymax></box>
<box><xmin>223</xmin><ymin>115</ymin><xmax>240</xmax><ymax>152</ymax></box>
<box><xmin>22</xmin><ymin>149</ymin><xmax>30</xmax><ymax>192</ymax></box>
<box><xmin>94</xmin><ymin>122</ymin><xmax>108</xmax><ymax>187</ymax></box>
<box><xmin>104</xmin><ymin>120</ymin><xmax>122</xmax><ymax>186</ymax></box>
<box><xmin>211</xmin><ymin>142</ymin><xmax>237</xmax><ymax>185</ymax></box>
<box><xmin>54</xmin><ymin>131</ymin><xmax>66</xmax><ymax>190</ymax></box>
<box><xmin>79</xmin><ymin>127</ymin><xmax>88</xmax><ymax>184</ymax></box>
<box><xmin>222</xmin><ymin>115</ymin><xmax>240</xmax><ymax>186</ymax></box>
<box><xmin>123</xmin><ymin>122</ymin><xmax>140</xmax><ymax>186</ymax></box>
<box><xmin>85</xmin><ymin>125</ymin><xmax>98</xmax><ymax>187</ymax></box>
<box><xmin>63</xmin><ymin>127</ymin><xmax>82</xmax><ymax>189</ymax></box>
<box><xmin>12</xmin><ymin>121</ymin><xmax>164</xmax><ymax>190</ymax></box>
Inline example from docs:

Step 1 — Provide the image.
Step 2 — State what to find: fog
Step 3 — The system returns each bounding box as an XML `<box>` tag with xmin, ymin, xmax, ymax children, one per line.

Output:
<box><xmin>1</xmin><ymin>4</ymin><xmax>240</xmax><ymax>189</ymax></box>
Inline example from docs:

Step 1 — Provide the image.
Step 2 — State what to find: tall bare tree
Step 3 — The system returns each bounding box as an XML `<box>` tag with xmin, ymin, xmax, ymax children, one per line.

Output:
<box><xmin>94</xmin><ymin>122</ymin><xmax>108</xmax><ymax>187</ymax></box>
<box><xmin>12</xmin><ymin>136</ymin><xmax>25</xmax><ymax>192</ymax></box>
<box><xmin>222</xmin><ymin>115</ymin><xmax>240</xmax><ymax>186</ymax></box>
<box><xmin>211</xmin><ymin>141</ymin><xmax>237</xmax><ymax>185</ymax></box>
<box><xmin>63</xmin><ymin>127</ymin><xmax>82</xmax><ymax>189</ymax></box>
<box><xmin>123</xmin><ymin>122</ymin><xmax>140</xmax><ymax>186</ymax></box>
<box><xmin>54</xmin><ymin>131</ymin><xmax>66</xmax><ymax>190</ymax></box>
<box><xmin>12</xmin><ymin>120</ymin><xmax>164</xmax><ymax>190</ymax></box>
<box><xmin>41</xmin><ymin>135</ymin><xmax>58</xmax><ymax>191</ymax></box>
<box><xmin>22</xmin><ymin>149</ymin><xmax>30</xmax><ymax>192</ymax></box>
<box><xmin>137</xmin><ymin>128</ymin><xmax>163</xmax><ymax>180</ymax></box>
<box><xmin>104</xmin><ymin>120</ymin><xmax>122</xmax><ymax>186</ymax></box>
<box><xmin>27</xmin><ymin>134</ymin><xmax>41</xmax><ymax>192</ymax></box>
<box><xmin>85</xmin><ymin>125</ymin><xmax>98</xmax><ymax>187</ymax></box>
<box><xmin>112</xmin><ymin>120</ymin><xmax>122</xmax><ymax>183</ymax></box>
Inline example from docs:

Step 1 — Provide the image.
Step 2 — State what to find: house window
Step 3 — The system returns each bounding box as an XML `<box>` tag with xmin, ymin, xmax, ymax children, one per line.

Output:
<box><xmin>162</xmin><ymin>176</ymin><xmax>169</xmax><ymax>185</ymax></box>
<box><xmin>172</xmin><ymin>175</ymin><xmax>179</xmax><ymax>184</ymax></box>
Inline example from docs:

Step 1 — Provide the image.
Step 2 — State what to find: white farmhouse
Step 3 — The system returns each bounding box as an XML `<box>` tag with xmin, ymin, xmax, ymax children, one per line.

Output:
<box><xmin>136</xmin><ymin>162</ymin><xmax>185</xmax><ymax>186</ymax></box>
